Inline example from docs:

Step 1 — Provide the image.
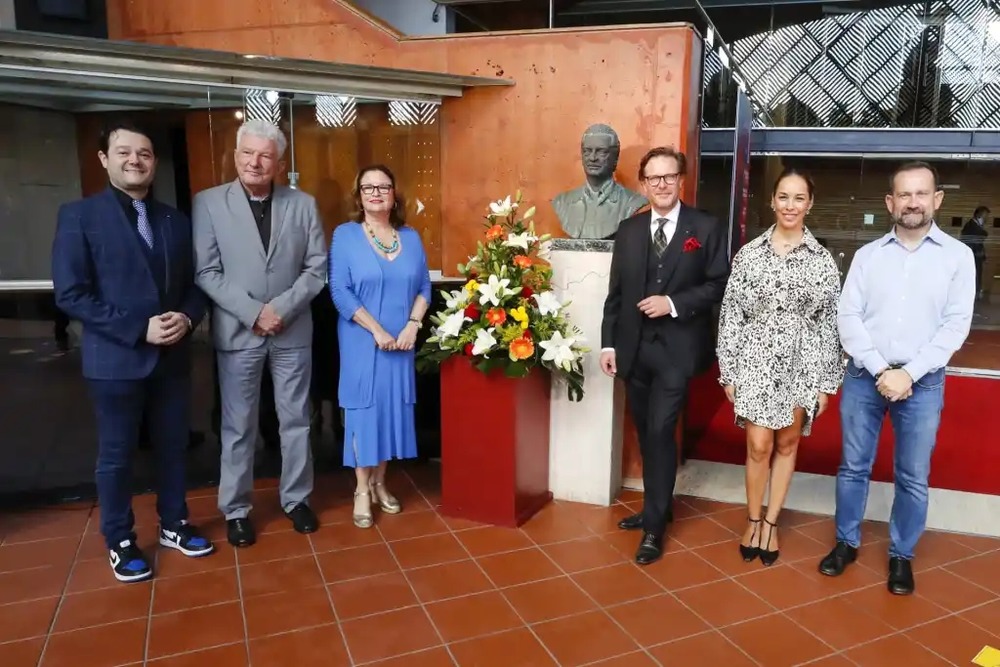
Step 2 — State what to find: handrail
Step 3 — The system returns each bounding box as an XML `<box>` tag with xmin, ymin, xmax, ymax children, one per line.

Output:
<box><xmin>0</xmin><ymin>280</ymin><xmax>53</xmax><ymax>292</ymax></box>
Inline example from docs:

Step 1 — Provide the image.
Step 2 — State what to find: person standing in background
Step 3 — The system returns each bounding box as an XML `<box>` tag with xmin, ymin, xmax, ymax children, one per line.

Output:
<box><xmin>52</xmin><ymin>119</ymin><xmax>214</xmax><ymax>583</ymax></box>
<box><xmin>193</xmin><ymin>119</ymin><xmax>327</xmax><ymax>548</ymax></box>
<box><xmin>819</xmin><ymin>161</ymin><xmax>975</xmax><ymax>595</ymax></box>
<box><xmin>960</xmin><ymin>205</ymin><xmax>989</xmax><ymax>300</ymax></box>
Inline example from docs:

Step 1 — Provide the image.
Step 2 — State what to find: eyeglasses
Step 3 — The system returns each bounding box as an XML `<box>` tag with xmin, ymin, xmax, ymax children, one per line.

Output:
<box><xmin>360</xmin><ymin>184</ymin><xmax>393</xmax><ymax>195</ymax></box>
<box><xmin>644</xmin><ymin>173</ymin><xmax>681</xmax><ymax>186</ymax></box>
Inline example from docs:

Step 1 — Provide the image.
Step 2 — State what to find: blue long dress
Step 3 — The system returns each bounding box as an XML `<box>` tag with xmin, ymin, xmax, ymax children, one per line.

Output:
<box><xmin>328</xmin><ymin>222</ymin><xmax>432</xmax><ymax>468</ymax></box>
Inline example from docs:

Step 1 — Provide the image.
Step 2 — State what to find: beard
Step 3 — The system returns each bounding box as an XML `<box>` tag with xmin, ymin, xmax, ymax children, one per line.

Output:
<box><xmin>893</xmin><ymin>209</ymin><xmax>932</xmax><ymax>230</ymax></box>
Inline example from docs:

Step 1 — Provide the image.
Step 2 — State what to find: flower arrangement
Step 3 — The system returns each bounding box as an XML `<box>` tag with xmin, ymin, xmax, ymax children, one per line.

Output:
<box><xmin>416</xmin><ymin>192</ymin><xmax>589</xmax><ymax>401</ymax></box>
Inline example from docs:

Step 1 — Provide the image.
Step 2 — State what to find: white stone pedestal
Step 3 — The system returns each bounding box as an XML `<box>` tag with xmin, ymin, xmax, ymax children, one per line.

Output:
<box><xmin>547</xmin><ymin>239</ymin><xmax>625</xmax><ymax>506</ymax></box>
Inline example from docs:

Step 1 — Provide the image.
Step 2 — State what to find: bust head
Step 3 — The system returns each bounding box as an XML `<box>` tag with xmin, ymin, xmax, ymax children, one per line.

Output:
<box><xmin>581</xmin><ymin>124</ymin><xmax>620</xmax><ymax>183</ymax></box>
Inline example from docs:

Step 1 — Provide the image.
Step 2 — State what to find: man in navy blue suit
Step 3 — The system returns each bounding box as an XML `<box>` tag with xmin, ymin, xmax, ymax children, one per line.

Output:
<box><xmin>52</xmin><ymin>120</ymin><xmax>214</xmax><ymax>583</ymax></box>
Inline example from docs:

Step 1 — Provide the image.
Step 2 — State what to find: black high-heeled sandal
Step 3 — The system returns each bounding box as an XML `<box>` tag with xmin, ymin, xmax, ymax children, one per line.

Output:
<box><xmin>759</xmin><ymin>518</ymin><xmax>780</xmax><ymax>567</ymax></box>
<box><xmin>739</xmin><ymin>517</ymin><xmax>762</xmax><ymax>562</ymax></box>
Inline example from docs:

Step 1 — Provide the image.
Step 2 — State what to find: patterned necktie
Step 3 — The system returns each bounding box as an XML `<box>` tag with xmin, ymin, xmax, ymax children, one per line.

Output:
<box><xmin>653</xmin><ymin>217</ymin><xmax>669</xmax><ymax>257</ymax></box>
<box><xmin>132</xmin><ymin>199</ymin><xmax>154</xmax><ymax>249</ymax></box>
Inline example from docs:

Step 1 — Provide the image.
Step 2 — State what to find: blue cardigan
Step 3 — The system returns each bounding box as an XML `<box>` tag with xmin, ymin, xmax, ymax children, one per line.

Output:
<box><xmin>328</xmin><ymin>222</ymin><xmax>432</xmax><ymax>409</ymax></box>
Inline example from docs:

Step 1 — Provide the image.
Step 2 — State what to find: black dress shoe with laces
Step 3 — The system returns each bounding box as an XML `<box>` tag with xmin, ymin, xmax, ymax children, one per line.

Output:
<box><xmin>635</xmin><ymin>532</ymin><xmax>663</xmax><ymax>565</ymax></box>
<box><xmin>818</xmin><ymin>541</ymin><xmax>857</xmax><ymax>577</ymax></box>
<box><xmin>227</xmin><ymin>518</ymin><xmax>256</xmax><ymax>547</ymax></box>
<box><xmin>286</xmin><ymin>503</ymin><xmax>319</xmax><ymax>534</ymax></box>
<box><xmin>887</xmin><ymin>557</ymin><xmax>915</xmax><ymax>595</ymax></box>
<box><xmin>618</xmin><ymin>509</ymin><xmax>673</xmax><ymax>531</ymax></box>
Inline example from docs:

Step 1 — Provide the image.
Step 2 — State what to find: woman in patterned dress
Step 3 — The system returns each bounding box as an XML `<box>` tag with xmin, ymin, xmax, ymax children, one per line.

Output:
<box><xmin>717</xmin><ymin>167</ymin><xmax>844</xmax><ymax>566</ymax></box>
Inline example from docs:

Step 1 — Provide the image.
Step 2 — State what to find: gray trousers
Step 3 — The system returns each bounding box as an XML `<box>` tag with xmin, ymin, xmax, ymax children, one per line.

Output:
<box><xmin>216</xmin><ymin>342</ymin><xmax>314</xmax><ymax>519</ymax></box>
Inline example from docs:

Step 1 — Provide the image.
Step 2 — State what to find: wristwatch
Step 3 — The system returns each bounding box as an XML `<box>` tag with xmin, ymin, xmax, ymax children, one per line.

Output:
<box><xmin>408</xmin><ymin>317</ymin><xmax>423</xmax><ymax>329</ymax></box>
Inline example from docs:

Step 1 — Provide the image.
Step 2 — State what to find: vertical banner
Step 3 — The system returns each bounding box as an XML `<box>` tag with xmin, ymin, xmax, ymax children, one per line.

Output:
<box><xmin>728</xmin><ymin>89</ymin><xmax>752</xmax><ymax>263</ymax></box>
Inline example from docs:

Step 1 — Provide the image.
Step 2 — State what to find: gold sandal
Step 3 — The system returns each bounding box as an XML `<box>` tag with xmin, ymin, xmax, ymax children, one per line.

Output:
<box><xmin>353</xmin><ymin>490</ymin><xmax>374</xmax><ymax>528</ymax></box>
<box><xmin>371</xmin><ymin>480</ymin><xmax>401</xmax><ymax>514</ymax></box>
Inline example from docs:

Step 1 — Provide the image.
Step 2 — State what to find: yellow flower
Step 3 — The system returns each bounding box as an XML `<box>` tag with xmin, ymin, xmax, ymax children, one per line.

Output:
<box><xmin>509</xmin><ymin>306</ymin><xmax>529</xmax><ymax>330</ymax></box>
<box><xmin>464</xmin><ymin>279</ymin><xmax>479</xmax><ymax>295</ymax></box>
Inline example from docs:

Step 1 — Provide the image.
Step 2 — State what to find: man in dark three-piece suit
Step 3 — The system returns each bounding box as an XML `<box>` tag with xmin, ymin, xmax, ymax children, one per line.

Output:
<box><xmin>52</xmin><ymin>120</ymin><xmax>215</xmax><ymax>584</ymax></box>
<box><xmin>600</xmin><ymin>146</ymin><xmax>730</xmax><ymax>565</ymax></box>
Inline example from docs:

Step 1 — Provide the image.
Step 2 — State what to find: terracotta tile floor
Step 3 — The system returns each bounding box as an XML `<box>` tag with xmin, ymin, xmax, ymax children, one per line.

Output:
<box><xmin>2</xmin><ymin>464</ymin><xmax>1000</xmax><ymax>666</ymax></box>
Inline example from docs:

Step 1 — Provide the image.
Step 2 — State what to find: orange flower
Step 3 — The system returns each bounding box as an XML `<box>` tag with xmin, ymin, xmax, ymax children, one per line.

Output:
<box><xmin>485</xmin><ymin>224</ymin><xmax>503</xmax><ymax>241</ymax></box>
<box><xmin>513</xmin><ymin>254</ymin><xmax>532</xmax><ymax>269</ymax></box>
<box><xmin>486</xmin><ymin>307</ymin><xmax>507</xmax><ymax>326</ymax></box>
<box><xmin>509</xmin><ymin>336</ymin><xmax>535</xmax><ymax>361</ymax></box>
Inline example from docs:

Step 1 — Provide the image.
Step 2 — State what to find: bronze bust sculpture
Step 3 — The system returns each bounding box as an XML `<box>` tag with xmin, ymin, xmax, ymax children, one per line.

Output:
<box><xmin>551</xmin><ymin>124</ymin><xmax>647</xmax><ymax>239</ymax></box>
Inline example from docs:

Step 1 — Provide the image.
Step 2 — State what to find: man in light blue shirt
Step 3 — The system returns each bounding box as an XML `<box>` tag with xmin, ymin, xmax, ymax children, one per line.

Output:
<box><xmin>818</xmin><ymin>161</ymin><xmax>975</xmax><ymax>596</ymax></box>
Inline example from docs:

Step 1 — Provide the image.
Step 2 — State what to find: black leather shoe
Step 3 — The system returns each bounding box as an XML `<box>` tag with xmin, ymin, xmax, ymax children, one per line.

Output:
<box><xmin>887</xmin><ymin>557</ymin><xmax>915</xmax><ymax>595</ymax></box>
<box><xmin>227</xmin><ymin>518</ymin><xmax>256</xmax><ymax>547</ymax></box>
<box><xmin>818</xmin><ymin>541</ymin><xmax>857</xmax><ymax>577</ymax></box>
<box><xmin>618</xmin><ymin>509</ymin><xmax>673</xmax><ymax>531</ymax></box>
<box><xmin>286</xmin><ymin>503</ymin><xmax>319</xmax><ymax>534</ymax></box>
<box><xmin>635</xmin><ymin>532</ymin><xmax>663</xmax><ymax>565</ymax></box>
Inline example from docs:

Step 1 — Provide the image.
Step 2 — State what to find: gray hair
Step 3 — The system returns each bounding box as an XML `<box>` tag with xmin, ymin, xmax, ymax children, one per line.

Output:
<box><xmin>236</xmin><ymin>119</ymin><xmax>288</xmax><ymax>158</ymax></box>
<box><xmin>583</xmin><ymin>123</ymin><xmax>620</xmax><ymax>147</ymax></box>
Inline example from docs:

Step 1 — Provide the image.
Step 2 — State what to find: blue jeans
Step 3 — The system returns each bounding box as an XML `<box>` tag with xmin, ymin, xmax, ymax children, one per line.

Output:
<box><xmin>835</xmin><ymin>360</ymin><xmax>945</xmax><ymax>560</ymax></box>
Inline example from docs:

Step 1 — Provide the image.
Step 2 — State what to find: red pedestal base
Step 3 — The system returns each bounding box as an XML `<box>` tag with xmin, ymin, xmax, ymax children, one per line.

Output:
<box><xmin>439</xmin><ymin>358</ymin><xmax>553</xmax><ymax>527</ymax></box>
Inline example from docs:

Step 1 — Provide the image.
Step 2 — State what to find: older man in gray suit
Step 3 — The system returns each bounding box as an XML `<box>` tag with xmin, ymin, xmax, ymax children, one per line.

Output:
<box><xmin>193</xmin><ymin>119</ymin><xmax>327</xmax><ymax>547</ymax></box>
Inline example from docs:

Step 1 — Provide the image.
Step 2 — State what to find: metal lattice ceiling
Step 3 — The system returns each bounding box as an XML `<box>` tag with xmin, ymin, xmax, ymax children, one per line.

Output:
<box><xmin>704</xmin><ymin>0</ymin><xmax>1000</xmax><ymax>128</ymax></box>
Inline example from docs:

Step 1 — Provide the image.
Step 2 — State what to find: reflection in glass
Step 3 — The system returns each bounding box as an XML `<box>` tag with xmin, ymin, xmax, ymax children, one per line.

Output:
<box><xmin>703</xmin><ymin>0</ymin><xmax>1000</xmax><ymax>129</ymax></box>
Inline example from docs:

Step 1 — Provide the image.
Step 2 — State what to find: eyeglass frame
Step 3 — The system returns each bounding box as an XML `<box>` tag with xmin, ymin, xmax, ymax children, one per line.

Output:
<box><xmin>360</xmin><ymin>184</ymin><xmax>394</xmax><ymax>195</ymax></box>
<box><xmin>643</xmin><ymin>173</ymin><xmax>682</xmax><ymax>187</ymax></box>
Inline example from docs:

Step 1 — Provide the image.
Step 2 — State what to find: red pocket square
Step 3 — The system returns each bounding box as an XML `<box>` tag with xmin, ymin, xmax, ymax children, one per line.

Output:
<box><xmin>682</xmin><ymin>237</ymin><xmax>701</xmax><ymax>252</ymax></box>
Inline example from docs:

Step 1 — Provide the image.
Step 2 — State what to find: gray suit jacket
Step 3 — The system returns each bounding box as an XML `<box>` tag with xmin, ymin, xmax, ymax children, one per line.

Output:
<box><xmin>192</xmin><ymin>180</ymin><xmax>327</xmax><ymax>351</ymax></box>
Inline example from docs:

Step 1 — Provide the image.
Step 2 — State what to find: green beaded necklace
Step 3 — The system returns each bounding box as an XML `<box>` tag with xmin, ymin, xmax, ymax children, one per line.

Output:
<box><xmin>365</xmin><ymin>220</ymin><xmax>399</xmax><ymax>254</ymax></box>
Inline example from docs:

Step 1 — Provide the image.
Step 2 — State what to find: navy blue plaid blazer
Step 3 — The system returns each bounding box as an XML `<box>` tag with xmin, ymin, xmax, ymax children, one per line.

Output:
<box><xmin>51</xmin><ymin>187</ymin><xmax>206</xmax><ymax>381</ymax></box>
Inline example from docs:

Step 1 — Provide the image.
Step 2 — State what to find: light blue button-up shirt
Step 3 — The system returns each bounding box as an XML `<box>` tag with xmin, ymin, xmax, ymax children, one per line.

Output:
<box><xmin>837</xmin><ymin>223</ymin><xmax>976</xmax><ymax>381</ymax></box>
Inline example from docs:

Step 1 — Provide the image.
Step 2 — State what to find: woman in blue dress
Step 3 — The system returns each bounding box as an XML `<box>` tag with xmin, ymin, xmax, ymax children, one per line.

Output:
<box><xmin>328</xmin><ymin>165</ymin><xmax>431</xmax><ymax>529</ymax></box>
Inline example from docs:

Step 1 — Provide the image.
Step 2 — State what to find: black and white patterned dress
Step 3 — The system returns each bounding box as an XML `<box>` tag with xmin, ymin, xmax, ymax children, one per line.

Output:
<box><xmin>717</xmin><ymin>226</ymin><xmax>844</xmax><ymax>434</ymax></box>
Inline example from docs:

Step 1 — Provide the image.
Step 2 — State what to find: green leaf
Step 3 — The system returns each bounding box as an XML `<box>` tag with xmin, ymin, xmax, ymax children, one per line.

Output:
<box><xmin>504</xmin><ymin>361</ymin><xmax>532</xmax><ymax>378</ymax></box>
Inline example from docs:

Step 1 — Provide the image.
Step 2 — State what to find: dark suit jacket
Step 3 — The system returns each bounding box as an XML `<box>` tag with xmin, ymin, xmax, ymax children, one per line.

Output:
<box><xmin>960</xmin><ymin>219</ymin><xmax>988</xmax><ymax>260</ymax></box>
<box><xmin>601</xmin><ymin>204</ymin><xmax>730</xmax><ymax>380</ymax></box>
<box><xmin>51</xmin><ymin>187</ymin><xmax>206</xmax><ymax>381</ymax></box>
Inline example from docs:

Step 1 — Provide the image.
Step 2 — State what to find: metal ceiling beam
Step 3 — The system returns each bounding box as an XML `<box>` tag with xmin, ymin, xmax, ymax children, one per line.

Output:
<box><xmin>0</xmin><ymin>82</ymin><xmax>193</xmax><ymax>107</ymax></box>
<box><xmin>700</xmin><ymin>127</ymin><xmax>1000</xmax><ymax>156</ymax></box>
<box><xmin>561</xmin><ymin>0</ymin><xmax>861</xmax><ymax>13</ymax></box>
<box><xmin>0</xmin><ymin>29</ymin><xmax>513</xmax><ymax>102</ymax></box>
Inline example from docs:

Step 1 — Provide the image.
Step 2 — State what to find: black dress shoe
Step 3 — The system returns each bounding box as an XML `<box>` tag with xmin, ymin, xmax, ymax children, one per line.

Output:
<box><xmin>635</xmin><ymin>532</ymin><xmax>663</xmax><ymax>565</ymax></box>
<box><xmin>286</xmin><ymin>503</ymin><xmax>319</xmax><ymax>534</ymax></box>
<box><xmin>617</xmin><ymin>509</ymin><xmax>673</xmax><ymax>531</ymax></box>
<box><xmin>818</xmin><ymin>541</ymin><xmax>857</xmax><ymax>577</ymax></box>
<box><xmin>887</xmin><ymin>557</ymin><xmax>915</xmax><ymax>595</ymax></box>
<box><xmin>227</xmin><ymin>518</ymin><xmax>256</xmax><ymax>547</ymax></box>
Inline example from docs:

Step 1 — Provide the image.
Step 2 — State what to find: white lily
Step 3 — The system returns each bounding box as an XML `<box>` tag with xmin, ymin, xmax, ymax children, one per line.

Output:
<box><xmin>489</xmin><ymin>196</ymin><xmax>516</xmax><ymax>217</ymax></box>
<box><xmin>532</xmin><ymin>291</ymin><xmax>563</xmax><ymax>316</ymax></box>
<box><xmin>537</xmin><ymin>239</ymin><xmax>553</xmax><ymax>260</ymax></box>
<box><xmin>445</xmin><ymin>289</ymin><xmax>469</xmax><ymax>310</ymax></box>
<box><xmin>477</xmin><ymin>274</ymin><xmax>511</xmax><ymax>306</ymax></box>
<box><xmin>436</xmin><ymin>310</ymin><xmax>468</xmax><ymax>340</ymax></box>
<box><xmin>471</xmin><ymin>328</ymin><xmax>497</xmax><ymax>356</ymax></box>
<box><xmin>539</xmin><ymin>331</ymin><xmax>578</xmax><ymax>371</ymax></box>
<box><xmin>504</xmin><ymin>232</ymin><xmax>537</xmax><ymax>251</ymax></box>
